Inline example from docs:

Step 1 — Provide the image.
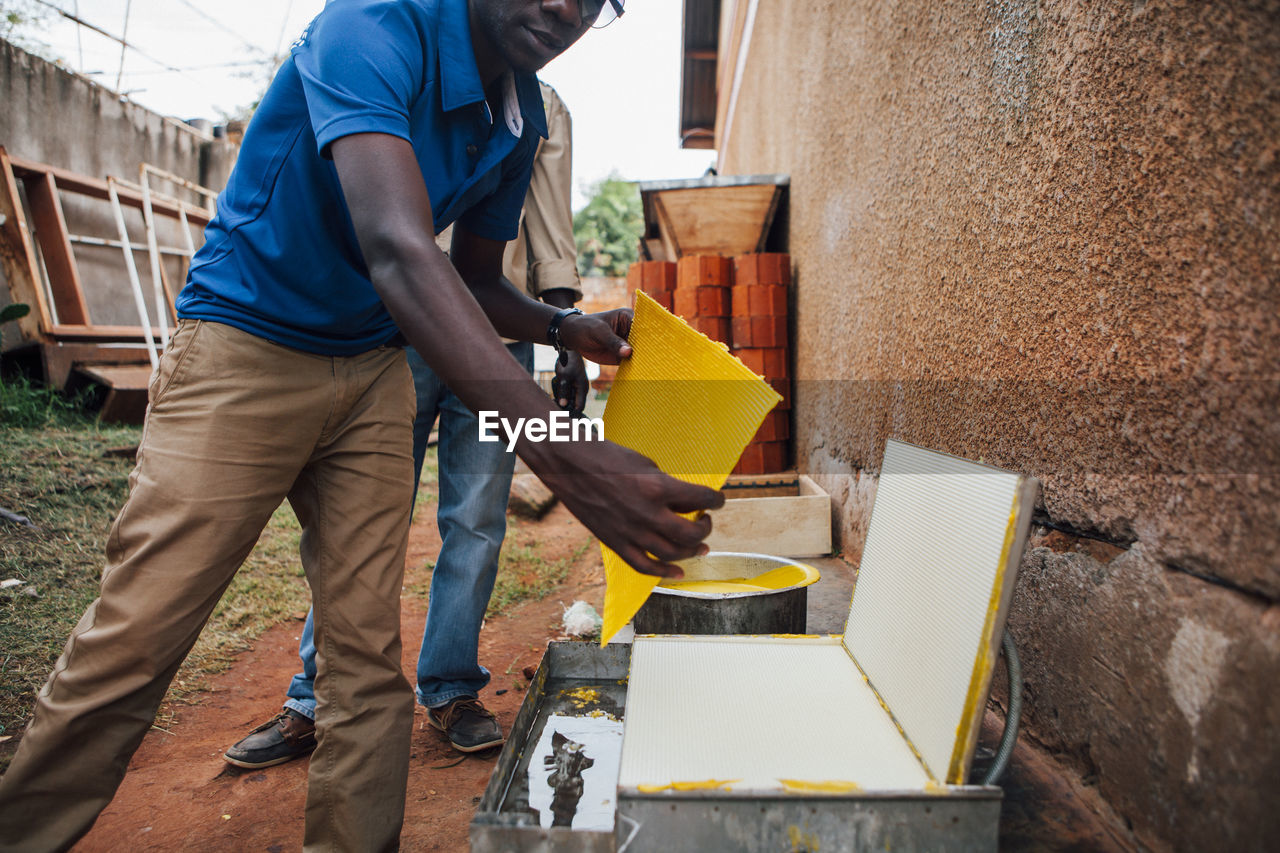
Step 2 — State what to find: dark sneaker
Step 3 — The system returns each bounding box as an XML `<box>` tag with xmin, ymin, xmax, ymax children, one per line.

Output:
<box><xmin>426</xmin><ymin>697</ymin><xmax>505</xmax><ymax>753</ymax></box>
<box><xmin>223</xmin><ymin>709</ymin><xmax>317</xmax><ymax>769</ymax></box>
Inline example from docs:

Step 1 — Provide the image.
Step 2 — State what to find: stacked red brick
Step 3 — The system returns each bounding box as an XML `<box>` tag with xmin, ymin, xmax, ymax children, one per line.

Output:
<box><xmin>625</xmin><ymin>260</ymin><xmax>676</xmax><ymax>311</ymax></box>
<box><xmin>673</xmin><ymin>255</ymin><xmax>733</xmax><ymax>345</ymax></box>
<box><xmin>622</xmin><ymin>253</ymin><xmax>790</xmax><ymax>475</ymax></box>
<box><xmin>731</xmin><ymin>253</ymin><xmax>791</xmax><ymax>475</ymax></box>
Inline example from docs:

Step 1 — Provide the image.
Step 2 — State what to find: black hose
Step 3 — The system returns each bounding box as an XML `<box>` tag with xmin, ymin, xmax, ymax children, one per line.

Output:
<box><xmin>982</xmin><ymin>630</ymin><xmax>1022</xmax><ymax>786</ymax></box>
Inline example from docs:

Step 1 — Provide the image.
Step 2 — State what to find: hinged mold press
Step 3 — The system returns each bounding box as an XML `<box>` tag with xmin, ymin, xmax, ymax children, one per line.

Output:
<box><xmin>474</xmin><ymin>439</ymin><xmax>1038</xmax><ymax>852</ymax></box>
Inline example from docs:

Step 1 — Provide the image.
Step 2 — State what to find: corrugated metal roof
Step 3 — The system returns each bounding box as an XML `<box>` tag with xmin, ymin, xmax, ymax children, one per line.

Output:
<box><xmin>679</xmin><ymin>0</ymin><xmax>719</xmax><ymax>149</ymax></box>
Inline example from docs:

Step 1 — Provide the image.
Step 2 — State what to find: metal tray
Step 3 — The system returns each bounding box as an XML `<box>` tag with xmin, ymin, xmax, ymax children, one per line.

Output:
<box><xmin>615</xmin><ymin>787</ymin><xmax>1001</xmax><ymax>853</ymax></box>
<box><xmin>471</xmin><ymin>641</ymin><xmax>631</xmax><ymax>853</ymax></box>
<box><xmin>474</xmin><ymin>641</ymin><xmax>1006</xmax><ymax>853</ymax></box>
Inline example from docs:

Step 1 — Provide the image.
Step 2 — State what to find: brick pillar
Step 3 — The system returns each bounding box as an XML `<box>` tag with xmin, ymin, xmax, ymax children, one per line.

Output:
<box><xmin>674</xmin><ymin>254</ymin><xmax>733</xmax><ymax>346</ymax></box>
<box><xmin>731</xmin><ymin>253</ymin><xmax>791</xmax><ymax>475</ymax></box>
<box><xmin>626</xmin><ymin>260</ymin><xmax>676</xmax><ymax>311</ymax></box>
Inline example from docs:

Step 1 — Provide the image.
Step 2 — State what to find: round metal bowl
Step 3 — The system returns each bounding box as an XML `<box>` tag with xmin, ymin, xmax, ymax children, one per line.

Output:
<box><xmin>632</xmin><ymin>552</ymin><xmax>821</xmax><ymax>636</ymax></box>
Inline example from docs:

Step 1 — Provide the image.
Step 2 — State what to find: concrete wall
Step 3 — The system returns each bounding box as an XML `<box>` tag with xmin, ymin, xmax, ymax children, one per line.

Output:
<box><xmin>1</xmin><ymin>38</ymin><xmax>237</xmax><ymax>341</ymax></box>
<box><xmin>716</xmin><ymin>1</ymin><xmax>1278</xmax><ymax>849</ymax></box>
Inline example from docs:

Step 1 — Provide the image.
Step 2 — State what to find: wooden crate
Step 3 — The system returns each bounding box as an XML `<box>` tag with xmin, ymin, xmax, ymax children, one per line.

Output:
<box><xmin>637</xmin><ymin>174</ymin><xmax>788</xmax><ymax>261</ymax></box>
<box><xmin>704</xmin><ymin>472</ymin><xmax>831</xmax><ymax>558</ymax></box>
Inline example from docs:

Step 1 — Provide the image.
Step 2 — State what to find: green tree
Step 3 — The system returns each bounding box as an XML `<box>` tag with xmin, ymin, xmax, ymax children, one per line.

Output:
<box><xmin>573</xmin><ymin>172</ymin><xmax>643</xmax><ymax>278</ymax></box>
<box><xmin>1</xmin><ymin>1</ymin><xmax>53</xmax><ymax>58</ymax></box>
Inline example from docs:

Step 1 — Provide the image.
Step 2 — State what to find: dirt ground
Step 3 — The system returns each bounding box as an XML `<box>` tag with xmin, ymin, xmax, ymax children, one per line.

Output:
<box><xmin>73</xmin><ymin>501</ymin><xmax>604</xmax><ymax>852</ymax></box>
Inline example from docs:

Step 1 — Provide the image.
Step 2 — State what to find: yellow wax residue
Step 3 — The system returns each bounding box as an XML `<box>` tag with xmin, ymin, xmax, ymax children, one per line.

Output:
<box><xmin>948</xmin><ymin>499</ymin><xmax>1021</xmax><ymax>785</ymax></box>
<box><xmin>658</xmin><ymin>563</ymin><xmax>821</xmax><ymax>596</ymax></box>
<box><xmin>599</xmin><ymin>291</ymin><xmax>782</xmax><ymax>645</ymax></box>
<box><xmin>636</xmin><ymin>779</ymin><xmax>740</xmax><ymax>793</ymax></box>
<box><xmin>587</xmin><ymin>709</ymin><xmax>620</xmax><ymax>721</ymax></box>
<box><xmin>787</xmin><ymin>826</ymin><xmax>821</xmax><ymax>851</ymax></box>
<box><xmin>562</xmin><ymin>686</ymin><xmax>601</xmax><ymax>709</ymax></box>
<box><xmin>923</xmin><ymin>780</ymin><xmax>952</xmax><ymax>795</ymax></box>
<box><xmin>660</xmin><ymin>579</ymin><xmax>770</xmax><ymax>594</ymax></box>
<box><xmin>779</xmin><ymin>779</ymin><xmax>863</xmax><ymax>794</ymax></box>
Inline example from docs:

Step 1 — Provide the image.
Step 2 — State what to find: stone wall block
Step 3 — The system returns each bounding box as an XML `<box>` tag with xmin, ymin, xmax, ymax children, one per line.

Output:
<box><xmin>1009</xmin><ymin>541</ymin><xmax>1280</xmax><ymax>850</ymax></box>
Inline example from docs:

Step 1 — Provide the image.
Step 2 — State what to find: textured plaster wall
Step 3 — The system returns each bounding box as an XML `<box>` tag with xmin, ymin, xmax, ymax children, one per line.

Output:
<box><xmin>718</xmin><ymin>0</ymin><xmax>1278</xmax><ymax>848</ymax></box>
<box><xmin>0</xmin><ymin>40</ymin><xmax>235</xmax><ymax>193</ymax></box>
<box><xmin>0</xmin><ymin>39</ymin><xmax>237</xmax><ymax>334</ymax></box>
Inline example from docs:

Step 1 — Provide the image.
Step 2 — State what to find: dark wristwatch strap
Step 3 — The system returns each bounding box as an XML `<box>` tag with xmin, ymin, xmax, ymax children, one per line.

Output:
<box><xmin>546</xmin><ymin>307</ymin><xmax>584</xmax><ymax>355</ymax></box>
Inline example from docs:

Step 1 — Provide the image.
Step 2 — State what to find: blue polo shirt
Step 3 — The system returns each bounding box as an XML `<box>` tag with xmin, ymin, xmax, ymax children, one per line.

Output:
<box><xmin>176</xmin><ymin>0</ymin><xmax>547</xmax><ymax>355</ymax></box>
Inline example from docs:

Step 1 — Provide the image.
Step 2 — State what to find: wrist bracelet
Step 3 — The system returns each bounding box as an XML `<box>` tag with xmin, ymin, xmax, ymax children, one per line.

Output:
<box><xmin>546</xmin><ymin>307</ymin><xmax>583</xmax><ymax>356</ymax></box>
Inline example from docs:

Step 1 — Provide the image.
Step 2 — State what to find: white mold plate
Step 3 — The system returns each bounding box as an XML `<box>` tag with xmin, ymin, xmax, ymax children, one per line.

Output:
<box><xmin>843</xmin><ymin>440</ymin><xmax>1022</xmax><ymax>781</ymax></box>
<box><xmin>619</xmin><ymin>635</ymin><xmax>930</xmax><ymax>792</ymax></box>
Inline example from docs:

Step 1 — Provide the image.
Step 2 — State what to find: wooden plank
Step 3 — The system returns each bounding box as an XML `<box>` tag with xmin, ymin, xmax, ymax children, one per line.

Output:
<box><xmin>721</xmin><ymin>470</ymin><xmax>799</xmax><ymax>498</ymax></box>
<box><xmin>49</xmin><ymin>323</ymin><xmax>166</xmax><ymax>341</ymax></box>
<box><xmin>36</xmin><ymin>340</ymin><xmax>153</xmax><ymax>388</ymax></box>
<box><xmin>8</xmin><ymin>156</ymin><xmax>212</xmax><ymax>226</ymax></box>
<box><xmin>652</xmin><ymin>194</ymin><xmax>681</xmax><ymax>261</ymax></box>
<box><xmin>25</xmin><ymin>171</ymin><xmax>90</xmax><ymax>325</ymax></box>
<box><xmin>705</xmin><ymin>473</ymin><xmax>832</xmax><ymax>557</ymax></box>
<box><xmin>641</xmin><ymin>237</ymin><xmax>668</xmax><ymax>263</ymax></box>
<box><xmin>0</xmin><ymin>147</ymin><xmax>52</xmax><ymax>340</ymax></box>
<box><xmin>652</xmin><ymin>184</ymin><xmax>782</xmax><ymax>257</ymax></box>
<box><xmin>721</xmin><ymin>470</ymin><xmax>799</xmax><ymax>487</ymax></box>
<box><xmin>74</xmin><ymin>363</ymin><xmax>154</xmax><ymax>388</ymax></box>
<box><xmin>68</xmin><ymin>363</ymin><xmax>153</xmax><ymax>425</ymax></box>
<box><xmin>158</xmin><ymin>257</ymin><xmax>179</xmax><ymax>318</ymax></box>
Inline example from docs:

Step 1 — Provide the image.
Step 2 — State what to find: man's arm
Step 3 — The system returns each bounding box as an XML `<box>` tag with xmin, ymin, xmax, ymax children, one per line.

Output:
<box><xmin>330</xmin><ymin>132</ymin><xmax>722</xmax><ymax>577</ymax></box>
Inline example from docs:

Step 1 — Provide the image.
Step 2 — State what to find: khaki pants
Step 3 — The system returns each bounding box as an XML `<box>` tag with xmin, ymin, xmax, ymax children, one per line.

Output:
<box><xmin>0</xmin><ymin>321</ymin><xmax>417</xmax><ymax>852</ymax></box>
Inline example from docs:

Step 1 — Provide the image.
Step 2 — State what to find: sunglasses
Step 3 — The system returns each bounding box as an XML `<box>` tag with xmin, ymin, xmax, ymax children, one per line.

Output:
<box><xmin>582</xmin><ymin>0</ymin><xmax>625</xmax><ymax>29</ymax></box>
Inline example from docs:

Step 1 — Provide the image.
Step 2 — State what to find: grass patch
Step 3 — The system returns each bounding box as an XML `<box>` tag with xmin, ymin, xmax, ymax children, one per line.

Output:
<box><xmin>0</xmin><ymin>418</ymin><xmax>141</xmax><ymax>755</ymax></box>
<box><xmin>0</xmin><ymin>374</ymin><xmax>96</xmax><ymax>429</ymax></box>
<box><xmin>0</xmin><ymin>378</ymin><xmax>311</xmax><ymax>766</ymax></box>
<box><xmin>486</xmin><ymin>523</ymin><xmax>590</xmax><ymax>618</ymax></box>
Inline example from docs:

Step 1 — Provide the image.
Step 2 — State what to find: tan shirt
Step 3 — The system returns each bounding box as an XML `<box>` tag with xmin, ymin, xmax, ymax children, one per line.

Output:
<box><xmin>504</xmin><ymin>82</ymin><xmax>581</xmax><ymax>301</ymax></box>
<box><xmin>437</xmin><ymin>81</ymin><xmax>582</xmax><ymax>325</ymax></box>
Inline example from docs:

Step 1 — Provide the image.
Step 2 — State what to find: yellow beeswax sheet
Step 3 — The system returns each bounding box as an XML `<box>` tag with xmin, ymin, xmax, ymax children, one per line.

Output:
<box><xmin>599</xmin><ymin>291</ymin><xmax>782</xmax><ymax>644</ymax></box>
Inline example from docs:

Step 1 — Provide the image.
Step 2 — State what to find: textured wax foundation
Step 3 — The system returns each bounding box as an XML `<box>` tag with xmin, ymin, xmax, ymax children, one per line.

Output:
<box><xmin>477</xmin><ymin>410</ymin><xmax>604</xmax><ymax>451</ymax></box>
<box><xmin>598</xmin><ymin>291</ymin><xmax>782</xmax><ymax>643</ymax></box>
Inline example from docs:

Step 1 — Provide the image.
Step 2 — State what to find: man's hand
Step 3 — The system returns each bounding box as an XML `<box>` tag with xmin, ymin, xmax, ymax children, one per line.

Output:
<box><xmin>530</xmin><ymin>440</ymin><xmax>725</xmax><ymax>579</ymax></box>
<box><xmin>553</xmin><ymin>350</ymin><xmax>590</xmax><ymax>414</ymax></box>
<box><xmin>558</xmin><ymin>308</ymin><xmax>633</xmax><ymax>365</ymax></box>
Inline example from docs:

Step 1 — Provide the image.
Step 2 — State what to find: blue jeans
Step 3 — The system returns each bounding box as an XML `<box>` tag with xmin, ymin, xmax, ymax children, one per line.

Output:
<box><xmin>284</xmin><ymin>341</ymin><xmax>533</xmax><ymax>718</ymax></box>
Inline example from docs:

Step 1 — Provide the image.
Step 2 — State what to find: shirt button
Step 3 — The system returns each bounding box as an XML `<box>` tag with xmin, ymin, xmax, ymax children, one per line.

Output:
<box><xmin>466</xmin><ymin>143</ymin><xmax>479</xmax><ymax>157</ymax></box>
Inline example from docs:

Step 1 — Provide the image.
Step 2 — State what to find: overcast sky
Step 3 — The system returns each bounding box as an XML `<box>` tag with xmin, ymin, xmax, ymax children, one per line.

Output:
<box><xmin>26</xmin><ymin>0</ymin><xmax>716</xmax><ymax>208</ymax></box>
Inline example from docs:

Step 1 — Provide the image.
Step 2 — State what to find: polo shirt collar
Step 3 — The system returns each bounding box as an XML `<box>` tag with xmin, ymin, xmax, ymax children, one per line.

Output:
<box><xmin>437</xmin><ymin>0</ymin><xmax>548</xmax><ymax>139</ymax></box>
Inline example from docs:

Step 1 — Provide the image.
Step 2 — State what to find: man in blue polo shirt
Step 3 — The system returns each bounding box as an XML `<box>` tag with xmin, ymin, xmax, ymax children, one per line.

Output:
<box><xmin>0</xmin><ymin>2</ymin><xmax>722</xmax><ymax>850</ymax></box>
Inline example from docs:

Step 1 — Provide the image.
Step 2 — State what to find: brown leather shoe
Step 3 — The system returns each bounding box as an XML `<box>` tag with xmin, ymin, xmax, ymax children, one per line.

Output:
<box><xmin>426</xmin><ymin>697</ymin><xmax>505</xmax><ymax>753</ymax></box>
<box><xmin>223</xmin><ymin>709</ymin><xmax>316</xmax><ymax>769</ymax></box>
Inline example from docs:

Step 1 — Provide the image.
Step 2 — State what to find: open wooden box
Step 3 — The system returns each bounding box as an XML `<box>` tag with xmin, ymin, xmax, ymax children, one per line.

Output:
<box><xmin>704</xmin><ymin>473</ymin><xmax>832</xmax><ymax>558</ymax></box>
<box><xmin>473</xmin><ymin>440</ymin><xmax>1037</xmax><ymax>852</ymax></box>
